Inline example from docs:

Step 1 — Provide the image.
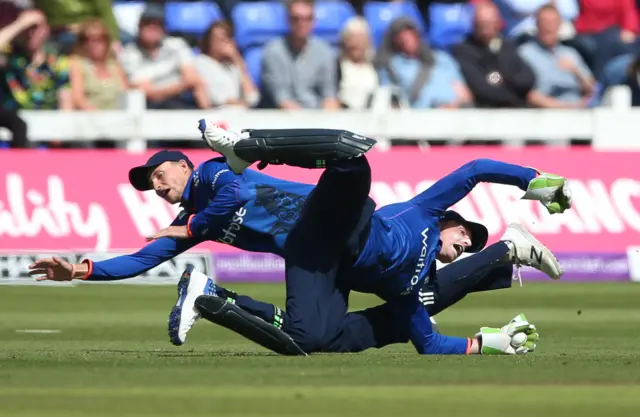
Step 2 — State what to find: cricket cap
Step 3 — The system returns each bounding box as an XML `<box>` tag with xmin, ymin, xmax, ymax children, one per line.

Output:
<box><xmin>139</xmin><ymin>4</ymin><xmax>165</xmax><ymax>26</ymax></box>
<box><xmin>129</xmin><ymin>150</ymin><xmax>194</xmax><ymax>191</ymax></box>
<box><xmin>439</xmin><ymin>210</ymin><xmax>488</xmax><ymax>253</ymax></box>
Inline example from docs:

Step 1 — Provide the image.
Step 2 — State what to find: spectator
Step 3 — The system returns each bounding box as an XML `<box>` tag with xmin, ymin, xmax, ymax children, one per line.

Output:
<box><xmin>622</xmin><ymin>56</ymin><xmax>640</xmax><ymax>105</ymax></box>
<box><xmin>69</xmin><ymin>19</ymin><xmax>128</xmax><ymax>110</ymax></box>
<box><xmin>336</xmin><ymin>17</ymin><xmax>379</xmax><ymax>110</ymax></box>
<box><xmin>493</xmin><ymin>0</ymin><xmax>579</xmax><ymax>41</ymax></box>
<box><xmin>375</xmin><ymin>17</ymin><xmax>472</xmax><ymax>109</ymax></box>
<box><xmin>599</xmin><ymin>53</ymin><xmax>635</xmax><ymax>103</ymax></box>
<box><xmin>119</xmin><ymin>4</ymin><xmax>210</xmax><ymax>109</ymax></box>
<box><xmin>0</xmin><ymin>9</ymin><xmax>72</xmax><ymax>111</ymax></box>
<box><xmin>570</xmin><ymin>0</ymin><xmax>640</xmax><ymax>80</ymax></box>
<box><xmin>261</xmin><ymin>0</ymin><xmax>340</xmax><ymax>110</ymax></box>
<box><xmin>452</xmin><ymin>1</ymin><xmax>535</xmax><ymax>108</ymax></box>
<box><xmin>195</xmin><ymin>21</ymin><xmax>259</xmax><ymax>108</ymax></box>
<box><xmin>33</xmin><ymin>0</ymin><xmax>122</xmax><ymax>54</ymax></box>
<box><xmin>518</xmin><ymin>5</ymin><xmax>594</xmax><ymax>108</ymax></box>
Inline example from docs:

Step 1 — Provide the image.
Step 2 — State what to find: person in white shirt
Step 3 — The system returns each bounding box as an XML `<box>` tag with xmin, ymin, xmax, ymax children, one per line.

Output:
<box><xmin>336</xmin><ymin>17</ymin><xmax>379</xmax><ymax>109</ymax></box>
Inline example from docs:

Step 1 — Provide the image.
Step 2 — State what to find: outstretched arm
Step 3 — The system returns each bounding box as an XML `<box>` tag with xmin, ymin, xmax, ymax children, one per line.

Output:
<box><xmin>403</xmin><ymin>298</ymin><xmax>477</xmax><ymax>354</ymax></box>
<box><xmin>28</xmin><ymin>211</ymin><xmax>202</xmax><ymax>282</ymax></box>
<box><xmin>414</xmin><ymin>159</ymin><xmax>538</xmax><ymax>216</ymax></box>
<box><xmin>394</xmin><ymin>297</ymin><xmax>538</xmax><ymax>356</ymax></box>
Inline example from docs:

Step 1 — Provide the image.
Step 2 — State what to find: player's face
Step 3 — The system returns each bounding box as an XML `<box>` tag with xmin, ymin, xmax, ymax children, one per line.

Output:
<box><xmin>148</xmin><ymin>161</ymin><xmax>191</xmax><ymax>204</ymax></box>
<box><xmin>437</xmin><ymin>221</ymin><xmax>473</xmax><ymax>263</ymax></box>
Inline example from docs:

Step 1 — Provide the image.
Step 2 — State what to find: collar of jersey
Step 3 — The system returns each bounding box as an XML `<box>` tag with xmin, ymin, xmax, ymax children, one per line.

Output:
<box><xmin>179</xmin><ymin>171</ymin><xmax>196</xmax><ymax>212</ymax></box>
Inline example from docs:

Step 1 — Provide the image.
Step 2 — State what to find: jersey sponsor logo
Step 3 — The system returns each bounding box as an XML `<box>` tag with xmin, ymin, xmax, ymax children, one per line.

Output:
<box><xmin>401</xmin><ymin>227</ymin><xmax>430</xmax><ymax>295</ymax></box>
<box><xmin>218</xmin><ymin>207</ymin><xmax>247</xmax><ymax>245</ymax></box>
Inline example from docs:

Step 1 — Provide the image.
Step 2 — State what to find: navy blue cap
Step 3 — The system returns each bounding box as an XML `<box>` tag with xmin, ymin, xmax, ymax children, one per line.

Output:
<box><xmin>440</xmin><ymin>210</ymin><xmax>488</xmax><ymax>253</ymax></box>
<box><xmin>129</xmin><ymin>150</ymin><xmax>194</xmax><ymax>191</ymax></box>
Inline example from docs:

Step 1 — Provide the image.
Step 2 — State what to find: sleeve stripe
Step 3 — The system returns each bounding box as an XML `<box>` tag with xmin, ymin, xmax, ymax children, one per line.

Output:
<box><xmin>80</xmin><ymin>259</ymin><xmax>93</xmax><ymax>280</ymax></box>
<box><xmin>187</xmin><ymin>214</ymin><xmax>195</xmax><ymax>237</ymax></box>
<box><xmin>465</xmin><ymin>337</ymin><xmax>473</xmax><ymax>355</ymax></box>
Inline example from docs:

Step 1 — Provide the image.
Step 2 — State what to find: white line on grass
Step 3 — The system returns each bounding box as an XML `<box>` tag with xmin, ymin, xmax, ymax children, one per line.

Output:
<box><xmin>15</xmin><ymin>329</ymin><xmax>61</xmax><ymax>334</ymax></box>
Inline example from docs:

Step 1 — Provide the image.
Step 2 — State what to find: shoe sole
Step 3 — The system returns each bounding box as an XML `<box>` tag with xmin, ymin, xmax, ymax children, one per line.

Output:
<box><xmin>507</xmin><ymin>223</ymin><xmax>563</xmax><ymax>279</ymax></box>
<box><xmin>198</xmin><ymin>120</ymin><xmax>250</xmax><ymax>173</ymax></box>
<box><xmin>168</xmin><ymin>267</ymin><xmax>194</xmax><ymax>346</ymax></box>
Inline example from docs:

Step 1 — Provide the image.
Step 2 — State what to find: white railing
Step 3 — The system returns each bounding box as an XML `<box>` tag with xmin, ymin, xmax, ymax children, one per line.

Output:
<box><xmin>3</xmin><ymin>88</ymin><xmax>639</xmax><ymax>151</ymax></box>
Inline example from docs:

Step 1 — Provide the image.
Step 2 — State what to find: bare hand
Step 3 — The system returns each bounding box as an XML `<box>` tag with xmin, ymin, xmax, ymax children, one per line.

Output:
<box><xmin>28</xmin><ymin>257</ymin><xmax>76</xmax><ymax>282</ymax></box>
<box><xmin>620</xmin><ymin>30</ymin><xmax>636</xmax><ymax>44</ymax></box>
<box><xmin>17</xmin><ymin>10</ymin><xmax>46</xmax><ymax>29</ymax></box>
<box><xmin>280</xmin><ymin>100</ymin><xmax>302</xmax><ymax>110</ymax></box>
<box><xmin>145</xmin><ymin>226</ymin><xmax>189</xmax><ymax>241</ymax></box>
<box><xmin>229</xmin><ymin>42</ymin><xmax>245</xmax><ymax>66</ymax></box>
<box><xmin>557</xmin><ymin>56</ymin><xmax>578</xmax><ymax>74</ymax></box>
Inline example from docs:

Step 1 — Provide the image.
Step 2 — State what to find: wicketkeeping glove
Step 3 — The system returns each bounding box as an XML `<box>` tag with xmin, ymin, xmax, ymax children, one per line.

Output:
<box><xmin>476</xmin><ymin>313</ymin><xmax>539</xmax><ymax>355</ymax></box>
<box><xmin>522</xmin><ymin>170</ymin><xmax>572</xmax><ymax>214</ymax></box>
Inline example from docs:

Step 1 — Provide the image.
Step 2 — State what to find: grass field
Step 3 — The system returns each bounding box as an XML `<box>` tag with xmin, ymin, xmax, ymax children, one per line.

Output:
<box><xmin>1</xmin><ymin>282</ymin><xmax>639</xmax><ymax>417</ymax></box>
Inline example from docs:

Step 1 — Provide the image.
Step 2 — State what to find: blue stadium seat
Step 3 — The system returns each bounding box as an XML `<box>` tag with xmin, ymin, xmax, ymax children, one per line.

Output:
<box><xmin>363</xmin><ymin>2</ymin><xmax>425</xmax><ymax>48</ymax></box>
<box><xmin>313</xmin><ymin>1</ymin><xmax>357</xmax><ymax>45</ymax></box>
<box><xmin>233</xmin><ymin>2</ymin><xmax>288</xmax><ymax>50</ymax></box>
<box><xmin>428</xmin><ymin>3</ymin><xmax>475</xmax><ymax>50</ymax></box>
<box><xmin>244</xmin><ymin>47</ymin><xmax>264</xmax><ymax>87</ymax></box>
<box><xmin>164</xmin><ymin>2</ymin><xmax>223</xmax><ymax>36</ymax></box>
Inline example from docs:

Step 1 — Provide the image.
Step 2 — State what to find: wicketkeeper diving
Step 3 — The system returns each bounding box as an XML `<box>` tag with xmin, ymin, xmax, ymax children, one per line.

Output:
<box><xmin>29</xmin><ymin>121</ymin><xmax>573</xmax><ymax>356</ymax></box>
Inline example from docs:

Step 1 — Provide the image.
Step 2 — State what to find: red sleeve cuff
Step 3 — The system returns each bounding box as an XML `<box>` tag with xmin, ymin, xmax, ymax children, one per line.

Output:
<box><xmin>187</xmin><ymin>214</ymin><xmax>195</xmax><ymax>238</ymax></box>
<box><xmin>466</xmin><ymin>338</ymin><xmax>473</xmax><ymax>355</ymax></box>
<box><xmin>80</xmin><ymin>259</ymin><xmax>93</xmax><ymax>280</ymax></box>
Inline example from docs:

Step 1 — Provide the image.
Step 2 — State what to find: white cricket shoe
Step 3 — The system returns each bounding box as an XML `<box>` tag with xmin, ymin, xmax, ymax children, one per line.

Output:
<box><xmin>168</xmin><ymin>266</ymin><xmax>217</xmax><ymax>346</ymax></box>
<box><xmin>501</xmin><ymin>223</ymin><xmax>563</xmax><ymax>285</ymax></box>
<box><xmin>197</xmin><ymin>119</ymin><xmax>252</xmax><ymax>174</ymax></box>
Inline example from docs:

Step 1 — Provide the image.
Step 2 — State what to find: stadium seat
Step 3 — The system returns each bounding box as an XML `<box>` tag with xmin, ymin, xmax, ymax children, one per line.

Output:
<box><xmin>164</xmin><ymin>1</ymin><xmax>223</xmax><ymax>36</ymax></box>
<box><xmin>313</xmin><ymin>1</ymin><xmax>357</xmax><ymax>46</ymax></box>
<box><xmin>428</xmin><ymin>3</ymin><xmax>475</xmax><ymax>50</ymax></box>
<box><xmin>363</xmin><ymin>2</ymin><xmax>425</xmax><ymax>48</ymax></box>
<box><xmin>233</xmin><ymin>2</ymin><xmax>288</xmax><ymax>51</ymax></box>
<box><xmin>113</xmin><ymin>1</ymin><xmax>146</xmax><ymax>38</ymax></box>
<box><xmin>244</xmin><ymin>47</ymin><xmax>264</xmax><ymax>87</ymax></box>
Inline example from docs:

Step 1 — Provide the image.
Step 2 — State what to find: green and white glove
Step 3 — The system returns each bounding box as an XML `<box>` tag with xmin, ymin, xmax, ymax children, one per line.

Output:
<box><xmin>522</xmin><ymin>170</ymin><xmax>572</xmax><ymax>214</ymax></box>
<box><xmin>476</xmin><ymin>313</ymin><xmax>539</xmax><ymax>355</ymax></box>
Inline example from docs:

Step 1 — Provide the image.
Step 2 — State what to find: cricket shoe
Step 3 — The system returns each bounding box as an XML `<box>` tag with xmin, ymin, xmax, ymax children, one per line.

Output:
<box><xmin>501</xmin><ymin>223</ymin><xmax>563</xmax><ymax>285</ymax></box>
<box><xmin>198</xmin><ymin>119</ymin><xmax>252</xmax><ymax>174</ymax></box>
<box><xmin>168</xmin><ymin>265</ymin><xmax>217</xmax><ymax>346</ymax></box>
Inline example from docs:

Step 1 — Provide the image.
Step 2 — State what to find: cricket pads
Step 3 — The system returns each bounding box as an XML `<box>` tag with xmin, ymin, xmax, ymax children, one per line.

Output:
<box><xmin>234</xmin><ymin>129</ymin><xmax>377</xmax><ymax>169</ymax></box>
<box><xmin>195</xmin><ymin>295</ymin><xmax>308</xmax><ymax>356</ymax></box>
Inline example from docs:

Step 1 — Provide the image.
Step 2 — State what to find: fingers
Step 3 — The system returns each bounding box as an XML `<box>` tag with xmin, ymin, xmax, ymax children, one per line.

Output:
<box><xmin>28</xmin><ymin>258</ymin><xmax>55</xmax><ymax>269</ymax></box>
<box><xmin>28</xmin><ymin>269</ymin><xmax>48</xmax><ymax>277</ymax></box>
<box><xmin>53</xmin><ymin>256</ymin><xmax>70</xmax><ymax>268</ymax></box>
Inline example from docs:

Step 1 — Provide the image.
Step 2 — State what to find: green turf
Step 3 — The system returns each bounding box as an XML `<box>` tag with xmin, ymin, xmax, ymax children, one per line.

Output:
<box><xmin>1</xmin><ymin>282</ymin><xmax>639</xmax><ymax>416</ymax></box>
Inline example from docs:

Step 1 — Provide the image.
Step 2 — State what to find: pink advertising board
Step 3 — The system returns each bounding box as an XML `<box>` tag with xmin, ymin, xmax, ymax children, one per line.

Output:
<box><xmin>1</xmin><ymin>148</ymin><xmax>637</xmax><ymax>281</ymax></box>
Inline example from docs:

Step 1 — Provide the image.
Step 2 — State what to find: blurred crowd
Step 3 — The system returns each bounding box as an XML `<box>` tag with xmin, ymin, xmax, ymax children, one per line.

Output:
<box><xmin>1</xmin><ymin>0</ymin><xmax>640</xmax><ymax>148</ymax></box>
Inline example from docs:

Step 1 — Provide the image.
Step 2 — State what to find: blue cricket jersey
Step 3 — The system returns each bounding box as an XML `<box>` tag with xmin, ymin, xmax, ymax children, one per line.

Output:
<box><xmin>84</xmin><ymin>157</ymin><xmax>536</xmax><ymax>355</ymax></box>
<box><xmin>86</xmin><ymin>157</ymin><xmax>376</xmax><ymax>280</ymax></box>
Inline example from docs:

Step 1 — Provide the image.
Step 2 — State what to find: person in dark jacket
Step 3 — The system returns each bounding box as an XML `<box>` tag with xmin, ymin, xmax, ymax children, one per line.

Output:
<box><xmin>452</xmin><ymin>1</ymin><xmax>535</xmax><ymax>108</ymax></box>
